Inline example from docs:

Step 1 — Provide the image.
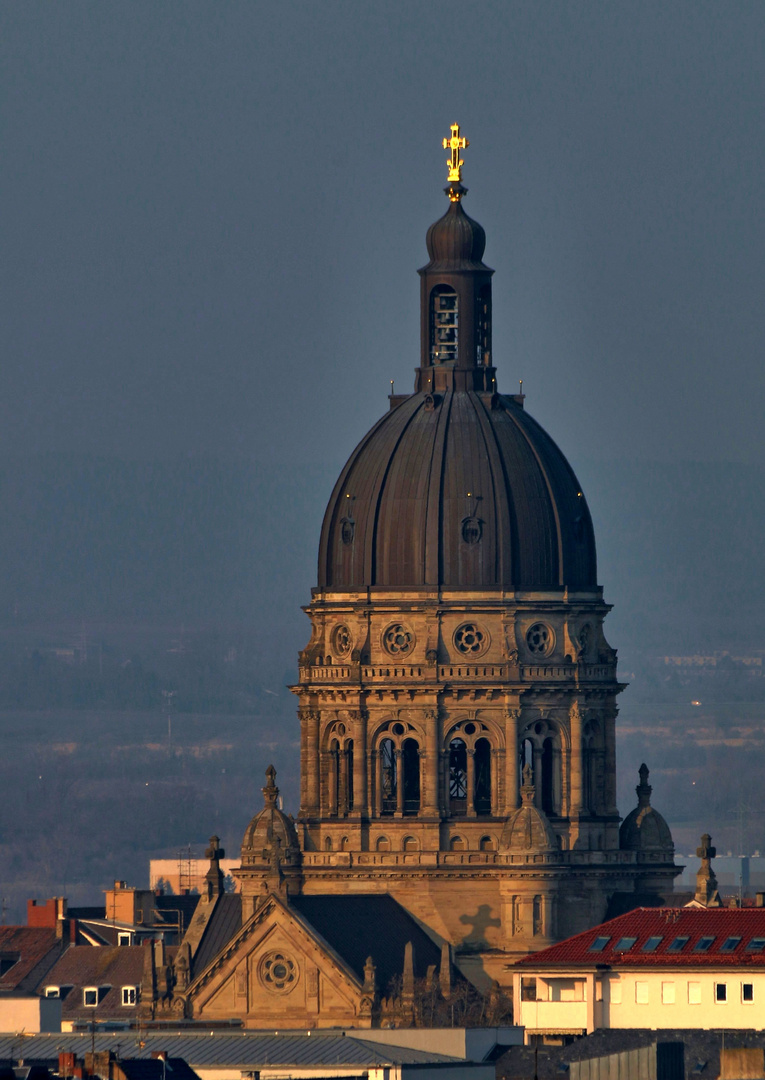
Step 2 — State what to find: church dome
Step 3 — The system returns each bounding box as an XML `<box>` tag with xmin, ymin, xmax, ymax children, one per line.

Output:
<box><xmin>318</xmin><ymin>392</ymin><xmax>596</xmax><ymax>590</ymax></box>
<box><xmin>620</xmin><ymin>764</ymin><xmax>674</xmax><ymax>854</ymax></box>
<box><xmin>500</xmin><ymin>766</ymin><xmax>558</xmax><ymax>852</ymax></box>
<box><xmin>241</xmin><ymin>765</ymin><xmax>300</xmax><ymax>868</ymax></box>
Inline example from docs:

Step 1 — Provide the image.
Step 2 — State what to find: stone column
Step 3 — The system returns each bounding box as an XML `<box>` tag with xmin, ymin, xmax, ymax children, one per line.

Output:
<box><xmin>304</xmin><ymin>711</ymin><xmax>320</xmax><ymax>814</ymax></box>
<box><xmin>569</xmin><ymin>700</ymin><xmax>584</xmax><ymax>815</ymax></box>
<box><xmin>604</xmin><ymin>707</ymin><xmax>618</xmax><ymax>814</ymax></box>
<box><xmin>532</xmin><ymin>744</ymin><xmax>542</xmax><ymax>809</ymax></box>
<box><xmin>395</xmin><ymin>749</ymin><xmax>404</xmax><ymax>815</ymax></box>
<box><xmin>466</xmin><ymin>749</ymin><xmax>476</xmax><ymax>817</ymax></box>
<box><xmin>424</xmin><ymin>711</ymin><xmax>439</xmax><ymax>814</ymax></box>
<box><xmin>373</xmin><ymin>751</ymin><xmax>382</xmax><ymax>816</ymax></box>
<box><xmin>329</xmin><ymin>750</ymin><xmax>338</xmax><ymax>816</ymax></box>
<box><xmin>352</xmin><ymin>711</ymin><xmax>367</xmax><ymax>816</ymax></box>
<box><xmin>490</xmin><ymin>749</ymin><xmax>499</xmax><ymax>816</ymax></box>
<box><xmin>505</xmin><ymin>708</ymin><xmax>519</xmax><ymax>812</ymax></box>
<box><xmin>440</xmin><ymin>749</ymin><xmax>450</xmax><ymax>814</ymax></box>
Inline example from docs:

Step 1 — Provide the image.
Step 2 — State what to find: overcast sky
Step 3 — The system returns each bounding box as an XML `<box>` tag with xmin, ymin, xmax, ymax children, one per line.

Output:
<box><xmin>2</xmin><ymin>1</ymin><xmax>764</xmax><ymax>480</ymax></box>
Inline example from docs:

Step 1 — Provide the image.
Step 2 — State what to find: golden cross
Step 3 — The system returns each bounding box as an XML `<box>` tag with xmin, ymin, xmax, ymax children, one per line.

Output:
<box><xmin>443</xmin><ymin>123</ymin><xmax>469</xmax><ymax>182</ymax></box>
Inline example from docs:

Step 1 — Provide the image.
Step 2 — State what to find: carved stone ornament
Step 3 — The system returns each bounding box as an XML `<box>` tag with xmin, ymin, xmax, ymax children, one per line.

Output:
<box><xmin>340</xmin><ymin>517</ymin><xmax>355</xmax><ymax>545</ymax></box>
<box><xmin>332</xmin><ymin>624</ymin><xmax>353</xmax><ymax>657</ymax></box>
<box><xmin>259</xmin><ymin>950</ymin><xmax>298</xmax><ymax>994</ymax></box>
<box><xmin>526</xmin><ymin>622</ymin><xmax>554</xmax><ymax>657</ymax></box>
<box><xmin>382</xmin><ymin>623</ymin><xmax>415</xmax><ymax>656</ymax></box>
<box><xmin>454</xmin><ymin>621</ymin><xmax>489</xmax><ymax>657</ymax></box>
<box><xmin>461</xmin><ymin>516</ymin><xmax>483</xmax><ymax>545</ymax></box>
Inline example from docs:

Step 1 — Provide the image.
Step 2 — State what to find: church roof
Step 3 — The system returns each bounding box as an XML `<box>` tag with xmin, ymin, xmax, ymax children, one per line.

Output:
<box><xmin>192</xmin><ymin>894</ymin><xmax>242</xmax><ymax>975</ymax></box>
<box><xmin>291</xmin><ymin>893</ymin><xmax>442</xmax><ymax>993</ymax></box>
<box><xmin>318</xmin><ymin>391</ymin><xmax>597</xmax><ymax>590</ymax></box>
<box><xmin>515</xmin><ymin>908</ymin><xmax>765</xmax><ymax>969</ymax></box>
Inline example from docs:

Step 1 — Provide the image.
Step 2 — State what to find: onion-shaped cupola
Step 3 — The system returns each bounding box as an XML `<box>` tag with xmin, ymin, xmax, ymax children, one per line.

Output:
<box><xmin>317</xmin><ymin>125</ymin><xmax>597</xmax><ymax>592</ymax></box>
<box><xmin>619</xmin><ymin>764</ymin><xmax>674</xmax><ymax>856</ymax></box>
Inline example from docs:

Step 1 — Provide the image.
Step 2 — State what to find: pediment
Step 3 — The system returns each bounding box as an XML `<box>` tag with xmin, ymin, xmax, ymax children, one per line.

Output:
<box><xmin>186</xmin><ymin>893</ymin><xmax>364</xmax><ymax>1025</ymax></box>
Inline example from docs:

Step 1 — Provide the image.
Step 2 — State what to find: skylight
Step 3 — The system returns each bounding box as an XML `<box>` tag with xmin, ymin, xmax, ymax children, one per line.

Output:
<box><xmin>589</xmin><ymin>936</ymin><xmax>611</xmax><ymax>952</ymax></box>
<box><xmin>642</xmin><ymin>936</ymin><xmax>663</xmax><ymax>953</ymax></box>
<box><xmin>614</xmin><ymin>936</ymin><xmax>637</xmax><ymax>952</ymax></box>
<box><xmin>667</xmin><ymin>936</ymin><xmax>690</xmax><ymax>953</ymax></box>
<box><xmin>720</xmin><ymin>936</ymin><xmax>742</xmax><ymax>953</ymax></box>
<box><xmin>747</xmin><ymin>938</ymin><xmax>765</xmax><ymax>953</ymax></box>
<box><xmin>694</xmin><ymin>936</ymin><xmax>715</xmax><ymax>953</ymax></box>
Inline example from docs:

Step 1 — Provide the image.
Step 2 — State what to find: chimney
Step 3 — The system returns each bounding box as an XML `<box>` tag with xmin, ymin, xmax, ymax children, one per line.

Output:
<box><xmin>756</xmin><ymin>892</ymin><xmax>765</xmax><ymax>908</ymax></box>
<box><xmin>59</xmin><ymin>1052</ymin><xmax>77</xmax><ymax>1077</ymax></box>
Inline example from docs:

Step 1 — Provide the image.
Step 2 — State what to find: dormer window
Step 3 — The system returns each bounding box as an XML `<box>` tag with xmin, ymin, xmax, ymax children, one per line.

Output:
<box><xmin>117</xmin><ymin>932</ymin><xmax>132</xmax><ymax>946</ymax></box>
<box><xmin>83</xmin><ymin>987</ymin><xmax>99</xmax><ymax>1007</ymax></box>
<box><xmin>430</xmin><ymin>287</ymin><xmax>458</xmax><ymax>364</ymax></box>
<box><xmin>0</xmin><ymin>953</ymin><xmax>20</xmax><ymax>976</ymax></box>
<box><xmin>121</xmin><ymin>986</ymin><xmax>137</xmax><ymax>1006</ymax></box>
<box><xmin>44</xmin><ymin>986</ymin><xmax>60</xmax><ymax>998</ymax></box>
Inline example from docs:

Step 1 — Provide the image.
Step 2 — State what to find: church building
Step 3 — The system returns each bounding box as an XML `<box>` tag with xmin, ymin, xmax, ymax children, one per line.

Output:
<box><xmin>153</xmin><ymin>127</ymin><xmax>678</xmax><ymax>1028</ymax></box>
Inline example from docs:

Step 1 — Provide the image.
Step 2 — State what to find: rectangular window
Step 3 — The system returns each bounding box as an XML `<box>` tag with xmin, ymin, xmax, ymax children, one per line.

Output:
<box><xmin>121</xmin><ymin>986</ymin><xmax>137</xmax><ymax>1006</ymax></box>
<box><xmin>635</xmin><ymin>981</ymin><xmax>649</xmax><ymax>1004</ymax></box>
<box><xmin>44</xmin><ymin>987</ymin><xmax>60</xmax><ymax>999</ymax></box>
<box><xmin>610</xmin><ymin>981</ymin><xmax>622</xmax><ymax>1005</ymax></box>
<box><xmin>743</xmin><ymin>983</ymin><xmax>754</xmax><ymax>1003</ymax></box>
<box><xmin>747</xmin><ymin>937</ymin><xmax>765</xmax><ymax>953</ymax></box>
<box><xmin>667</xmin><ymin>936</ymin><xmax>690</xmax><ymax>952</ymax></box>
<box><xmin>117</xmin><ymin>932</ymin><xmax>132</xmax><ymax>947</ymax></box>
<box><xmin>661</xmin><ymin>982</ymin><xmax>676</xmax><ymax>1004</ymax></box>
<box><xmin>614</xmin><ymin>936</ymin><xmax>637</xmax><ymax>952</ymax></box>
<box><xmin>642</xmin><ymin>936</ymin><xmax>663</xmax><ymax>953</ymax></box>
<box><xmin>589</xmin><ymin>936</ymin><xmax>611</xmax><ymax>952</ymax></box>
<box><xmin>715</xmin><ymin>983</ymin><xmax>727</xmax><ymax>1002</ymax></box>
<box><xmin>720</xmin><ymin>936</ymin><xmax>742</xmax><ymax>953</ymax></box>
<box><xmin>83</xmin><ymin>988</ymin><xmax>98</xmax><ymax>1007</ymax></box>
<box><xmin>694</xmin><ymin>936</ymin><xmax>715</xmax><ymax>952</ymax></box>
<box><xmin>688</xmin><ymin>981</ymin><xmax>702</xmax><ymax>1005</ymax></box>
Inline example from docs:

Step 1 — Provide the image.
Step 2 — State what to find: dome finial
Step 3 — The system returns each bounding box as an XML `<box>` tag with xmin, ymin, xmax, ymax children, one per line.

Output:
<box><xmin>442</xmin><ymin>123</ymin><xmax>469</xmax><ymax>202</ymax></box>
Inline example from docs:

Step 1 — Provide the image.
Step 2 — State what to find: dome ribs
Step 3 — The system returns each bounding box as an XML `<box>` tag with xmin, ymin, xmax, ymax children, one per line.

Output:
<box><xmin>424</xmin><ymin>388</ymin><xmax>453</xmax><ymax>586</ymax></box>
<box><xmin>375</xmin><ymin>396</ymin><xmax>438</xmax><ymax>584</ymax></box>
<box><xmin>470</xmin><ymin>392</ymin><xmax>516</xmax><ymax>585</ymax></box>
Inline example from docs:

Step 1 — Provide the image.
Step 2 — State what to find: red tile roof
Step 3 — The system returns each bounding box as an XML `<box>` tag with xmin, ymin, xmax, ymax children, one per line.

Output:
<box><xmin>0</xmin><ymin>926</ymin><xmax>63</xmax><ymax>992</ymax></box>
<box><xmin>516</xmin><ymin>908</ymin><xmax>765</xmax><ymax>969</ymax></box>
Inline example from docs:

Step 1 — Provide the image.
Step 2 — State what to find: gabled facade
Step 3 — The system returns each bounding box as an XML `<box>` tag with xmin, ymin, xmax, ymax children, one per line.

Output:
<box><xmin>512</xmin><ymin>906</ymin><xmax>765</xmax><ymax>1040</ymax></box>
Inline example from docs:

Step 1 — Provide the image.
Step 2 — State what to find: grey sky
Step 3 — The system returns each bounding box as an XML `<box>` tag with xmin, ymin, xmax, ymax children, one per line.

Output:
<box><xmin>3</xmin><ymin>1</ymin><xmax>765</xmax><ymax>478</ymax></box>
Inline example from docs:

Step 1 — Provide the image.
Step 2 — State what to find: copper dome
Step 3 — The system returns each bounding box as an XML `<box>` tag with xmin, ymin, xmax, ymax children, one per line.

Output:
<box><xmin>318</xmin><ymin>389</ymin><xmax>597</xmax><ymax>591</ymax></box>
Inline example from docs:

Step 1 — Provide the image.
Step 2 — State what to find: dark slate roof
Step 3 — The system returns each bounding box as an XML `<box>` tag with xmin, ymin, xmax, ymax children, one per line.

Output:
<box><xmin>0</xmin><ymin>928</ymin><xmax>63</xmax><ymax>994</ymax></box>
<box><xmin>40</xmin><ymin>946</ymin><xmax>145</xmax><ymax>1020</ymax></box>
<box><xmin>291</xmin><ymin>894</ymin><xmax>442</xmax><ymax>993</ymax></box>
<box><xmin>0</xmin><ymin>1034</ymin><xmax>460</xmax><ymax>1069</ymax></box>
<box><xmin>516</xmin><ymin>907</ymin><xmax>765</xmax><ymax>969</ymax></box>
<box><xmin>118</xmin><ymin>1060</ymin><xmax>199</xmax><ymax>1080</ymax></box>
<box><xmin>192</xmin><ymin>895</ymin><xmax>242</xmax><ymax>975</ymax></box>
<box><xmin>318</xmin><ymin>390</ymin><xmax>597</xmax><ymax>590</ymax></box>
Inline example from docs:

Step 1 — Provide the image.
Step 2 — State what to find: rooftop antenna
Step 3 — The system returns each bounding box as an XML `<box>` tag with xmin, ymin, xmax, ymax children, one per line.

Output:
<box><xmin>390</xmin><ymin>380</ymin><xmax>394</xmax><ymax>395</ymax></box>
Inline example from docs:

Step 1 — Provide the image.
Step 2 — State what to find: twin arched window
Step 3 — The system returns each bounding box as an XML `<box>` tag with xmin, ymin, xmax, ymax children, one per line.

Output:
<box><xmin>379</xmin><ymin>737</ymin><xmax>420</xmax><ymax>815</ymax></box>
<box><xmin>449</xmin><ymin>736</ymin><xmax>492</xmax><ymax>815</ymax></box>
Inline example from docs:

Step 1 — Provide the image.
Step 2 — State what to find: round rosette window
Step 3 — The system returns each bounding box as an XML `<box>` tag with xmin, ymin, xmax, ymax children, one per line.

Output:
<box><xmin>260</xmin><ymin>950</ymin><xmax>298</xmax><ymax>994</ymax></box>
<box><xmin>382</xmin><ymin>623</ymin><xmax>414</xmax><ymax>656</ymax></box>
<box><xmin>332</xmin><ymin>623</ymin><xmax>353</xmax><ymax>658</ymax></box>
<box><xmin>453</xmin><ymin>622</ymin><xmax>489</xmax><ymax>657</ymax></box>
<box><xmin>525</xmin><ymin>622</ymin><xmax>554</xmax><ymax>657</ymax></box>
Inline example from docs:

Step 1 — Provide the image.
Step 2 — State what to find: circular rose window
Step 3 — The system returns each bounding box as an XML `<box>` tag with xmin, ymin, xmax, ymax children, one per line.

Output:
<box><xmin>260</xmin><ymin>950</ymin><xmax>298</xmax><ymax>993</ymax></box>
<box><xmin>383</xmin><ymin>624</ymin><xmax>414</xmax><ymax>656</ymax></box>
<box><xmin>526</xmin><ymin>622</ymin><xmax>554</xmax><ymax>657</ymax></box>
<box><xmin>454</xmin><ymin>622</ymin><xmax>489</xmax><ymax>657</ymax></box>
<box><xmin>332</xmin><ymin>624</ymin><xmax>353</xmax><ymax>657</ymax></box>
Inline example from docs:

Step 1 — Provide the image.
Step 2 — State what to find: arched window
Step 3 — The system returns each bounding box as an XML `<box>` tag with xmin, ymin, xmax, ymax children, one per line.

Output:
<box><xmin>450</xmin><ymin>836</ymin><xmax>466</xmax><ymax>851</ymax></box>
<box><xmin>474</xmin><ymin>738</ymin><xmax>492</xmax><ymax>815</ymax></box>
<box><xmin>480</xmin><ymin>835</ymin><xmax>496</xmax><ymax>851</ymax></box>
<box><xmin>380</xmin><ymin>738</ymin><xmax>397</xmax><ymax>815</ymax></box>
<box><xmin>449</xmin><ymin>738</ymin><xmax>467</xmax><ymax>815</ymax></box>
<box><xmin>403</xmin><ymin>836</ymin><xmax>419</xmax><ymax>851</ymax></box>
<box><xmin>476</xmin><ymin>284</ymin><xmax>491</xmax><ymax>365</ymax></box>
<box><xmin>402</xmin><ymin>739</ymin><xmax>420</xmax><ymax>814</ymax></box>
<box><xmin>324</xmin><ymin>836</ymin><xmax>332</xmax><ymax>852</ymax></box>
<box><xmin>541</xmin><ymin>737</ymin><xmax>555</xmax><ymax>815</ymax></box>
<box><xmin>430</xmin><ymin>286</ymin><xmax>459</xmax><ymax>363</ymax></box>
<box><xmin>376</xmin><ymin>835</ymin><xmax>390</xmax><ymax>852</ymax></box>
<box><xmin>340</xmin><ymin>836</ymin><xmax>350</xmax><ymax>852</ymax></box>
